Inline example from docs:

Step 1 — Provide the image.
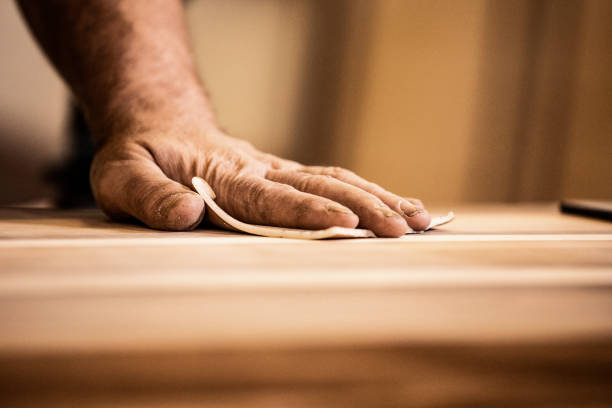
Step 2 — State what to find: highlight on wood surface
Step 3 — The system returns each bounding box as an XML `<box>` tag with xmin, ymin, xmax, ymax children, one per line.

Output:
<box><xmin>192</xmin><ymin>177</ymin><xmax>453</xmax><ymax>239</ymax></box>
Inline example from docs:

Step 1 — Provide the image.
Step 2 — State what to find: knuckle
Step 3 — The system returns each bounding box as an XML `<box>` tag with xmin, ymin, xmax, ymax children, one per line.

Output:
<box><xmin>325</xmin><ymin>166</ymin><xmax>350</xmax><ymax>179</ymax></box>
<box><xmin>294</xmin><ymin>199</ymin><xmax>313</xmax><ymax>220</ymax></box>
<box><xmin>298</xmin><ymin>174</ymin><xmax>316</xmax><ymax>191</ymax></box>
<box><xmin>280</xmin><ymin>159</ymin><xmax>303</xmax><ymax>171</ymax></box>
<box><xmin>248</xmin><ymin>181</ymin><xmax>267</xmax><ymax>208</ymax></box>
<box><xmin>299</xmin><ymin>174</ymin><xmax>330</xmax><ymax>194</ymax></box>
<box><xmin>278</xmin><ymin>183</ymin><xmax>296</xmax><ymax>194</ymax></box>
<box><xmin>238</xmin><ymin>177</ymin><xmax>268</xmax><ymax>219</ymax></box>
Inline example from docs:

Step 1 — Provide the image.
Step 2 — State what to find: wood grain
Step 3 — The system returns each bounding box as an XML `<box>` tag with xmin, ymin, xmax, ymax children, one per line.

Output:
<box><xmin>1</xmin><ymin>203</ymin><xmax>611</xmax><ymax>407</ymax></box>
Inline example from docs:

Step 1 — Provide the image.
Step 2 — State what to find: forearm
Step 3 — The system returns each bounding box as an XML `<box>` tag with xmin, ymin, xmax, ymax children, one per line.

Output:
<box><xmin>17</xmin><ymin>0</ymin><xmax>215</xmax><ymax>143</ymax></box>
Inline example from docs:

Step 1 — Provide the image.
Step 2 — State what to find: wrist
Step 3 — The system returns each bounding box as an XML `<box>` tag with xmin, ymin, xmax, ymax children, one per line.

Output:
<box><xmin>84</xmin><ymin>80</ymin><xmax>218</xmax><ymax>145</ymax></box>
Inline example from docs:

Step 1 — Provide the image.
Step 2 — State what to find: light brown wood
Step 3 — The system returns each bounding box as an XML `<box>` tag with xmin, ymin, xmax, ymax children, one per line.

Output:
<box><xmin>1</xmin><ymin>203</ymin><xmax>611</xmax><ymax>407</ymax></box>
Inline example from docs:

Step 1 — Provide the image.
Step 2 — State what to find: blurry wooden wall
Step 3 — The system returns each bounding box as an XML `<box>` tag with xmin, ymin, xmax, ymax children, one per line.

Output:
<box><xmin>1</xmin><ymin>0</ymin><xmax>610</xmax><ymax>204</ymax></box>
<box><xmin>325</xmin><ymin>0</ymin><xmax>612</xmax><ymax>202</ymax></box>
<box><xmin>188</xmin><ymin>0</ymin><xmax>611</xmax><ymax>204</ymax></box>
<box><xmin>559</xmin><ymin>0</ymin><xmax>612</xmax><ymax>201</ymax></box>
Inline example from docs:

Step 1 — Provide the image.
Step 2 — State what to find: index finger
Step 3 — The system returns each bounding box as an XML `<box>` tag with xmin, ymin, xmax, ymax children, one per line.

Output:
<box><xmin>301</xmin><ymin>166</ymin><xmax>431</xmax><ymax>231</ymax></box>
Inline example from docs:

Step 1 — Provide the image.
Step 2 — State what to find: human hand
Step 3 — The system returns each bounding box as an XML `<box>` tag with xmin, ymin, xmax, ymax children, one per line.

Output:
<box><xmin>91</xmin><ymin>128</ymin><xmax>430</xmax><ymax>237</ymax></box>
<box><xmin>20</xmin><ymin>0</ymin><xmax>429</xmax><ymax>237</ymax></box>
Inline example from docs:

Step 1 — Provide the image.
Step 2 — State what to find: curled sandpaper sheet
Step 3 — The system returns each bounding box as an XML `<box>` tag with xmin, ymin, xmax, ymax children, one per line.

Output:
<box><xmin>192</xmin><ymin>177</ymin><xmax>454</xmax><ymax>239</ymax></box>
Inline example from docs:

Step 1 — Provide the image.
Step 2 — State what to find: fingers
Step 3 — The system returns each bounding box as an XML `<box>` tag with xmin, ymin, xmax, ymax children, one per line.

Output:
<box><xmin>215</xmin><ymin>175</ymin><xmax>359</xmax><ymax>230</ymax></box>
<box><xmin>301</xmin><ymin>166</ymin><xmax>431</xmax><ymax>231</ymax></box>
<box><xmin>91</xmin><ymin>158</ymin><xmax>205</xmax><ymax>231</ymax></box>
<box><xmin>405</xmin><ymin>198</ymin><xmax>424</xmax><ymax>209</ymax></box>
<box><xmin>266</xmin><ymin>169</ymin><xmax>408</xmax><ymax>237</ymax></box>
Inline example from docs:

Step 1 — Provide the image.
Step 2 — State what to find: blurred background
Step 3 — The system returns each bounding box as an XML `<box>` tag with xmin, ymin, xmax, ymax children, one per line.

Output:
<box><xmin>0</xmin><ymin>0</ymin><xmax>610</xmax><ymax>206</ymax></box>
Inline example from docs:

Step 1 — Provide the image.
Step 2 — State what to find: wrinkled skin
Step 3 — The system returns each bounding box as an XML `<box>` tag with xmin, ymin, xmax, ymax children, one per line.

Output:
<box><xmin>18</xmin><ymin>0</ymin><xmax>430</xmax><ymax>237</ymax></box>
<box><xmin>91</xmin><ymin>129</ymin><xmax>430</xmax><ymax>237</ymax></box>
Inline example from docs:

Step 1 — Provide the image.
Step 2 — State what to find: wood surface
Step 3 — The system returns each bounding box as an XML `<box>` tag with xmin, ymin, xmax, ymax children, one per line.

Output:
<box><xmin>1</xmin><ymin>203</ymin><xmax>611</xmax><ymax>407</ymax></box>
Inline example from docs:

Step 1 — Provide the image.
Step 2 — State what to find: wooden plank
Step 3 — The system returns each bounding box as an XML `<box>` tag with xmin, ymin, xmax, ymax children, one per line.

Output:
<box><xmin>2</xmin><ymin>341</ymin><xmax>612</xmax><ymax>408</ymax></box>
<box><xmin>1</xmin><ymin>203</ymin><xmax>611</xmax><ymax>241</ymax></box>
<box><xmin>1</xmin><ymin>204</ymin><xmax>611</xmax><ymax>406</ymax></box>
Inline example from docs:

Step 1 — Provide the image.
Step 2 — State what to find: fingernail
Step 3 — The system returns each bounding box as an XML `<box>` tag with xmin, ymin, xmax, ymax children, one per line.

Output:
<box><xmin>400</xmin><ymin>200</ymin><xmax>422</xmax><ymax>217</ymax></box>
<box><xmin>327</xmin><ymin>203</ymin><xmax>353</xmax><ymax>214</ymax></box>
<box><xmin>377</xmin><ymin>205</ymin><xmax>400</xmax><ymax>218</ymax></box>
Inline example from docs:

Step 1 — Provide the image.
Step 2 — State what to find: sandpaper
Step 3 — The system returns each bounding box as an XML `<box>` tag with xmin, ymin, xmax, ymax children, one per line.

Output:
<box><xmin>192</xmin><ymin>177</ymin><xmax>453</xmax><ymax>239</ymax></box>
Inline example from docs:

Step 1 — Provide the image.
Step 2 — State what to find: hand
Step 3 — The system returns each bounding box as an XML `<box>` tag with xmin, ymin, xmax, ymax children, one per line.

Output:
<box><xmin>90</xmin><ymin>127</ymin><xmax>431</xmax><ymax>237</ymax></box>
<box><xmin>19</xmin><ymin>0</ymin><xmax>429</xmax><ymax>237</ymax></box>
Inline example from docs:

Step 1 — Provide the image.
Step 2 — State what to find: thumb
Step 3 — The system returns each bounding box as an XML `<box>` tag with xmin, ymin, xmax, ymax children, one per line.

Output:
<box><xmin>91</xmin><ymin>157</ymin><xmax>205</xmax><ymax>231</ymax></box>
